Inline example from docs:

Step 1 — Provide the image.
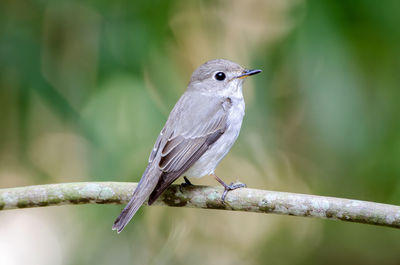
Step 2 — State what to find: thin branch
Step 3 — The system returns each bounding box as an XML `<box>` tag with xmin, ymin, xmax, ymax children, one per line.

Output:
<box><xmin>1</xmin><ymin>182</ymin><xmax>399</xmax><ymax>229</ymax></box>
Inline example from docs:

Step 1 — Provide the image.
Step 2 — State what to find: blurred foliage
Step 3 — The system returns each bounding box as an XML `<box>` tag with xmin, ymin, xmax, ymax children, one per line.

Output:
<box><xmin>1</xmin><ymin>0</ymin><xmax>400</xmax><ymax>264</ymax></box>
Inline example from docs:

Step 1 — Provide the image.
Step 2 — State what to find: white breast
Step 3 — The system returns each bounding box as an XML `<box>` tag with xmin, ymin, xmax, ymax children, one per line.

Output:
<box><xmin>184</xmin><ymin>97</ymin><xmax>245</xmax><ymax>178</ymax></box>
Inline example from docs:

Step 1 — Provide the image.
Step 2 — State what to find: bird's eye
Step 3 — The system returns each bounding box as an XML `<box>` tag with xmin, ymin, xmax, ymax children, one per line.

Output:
<box><xmin>214</xmin><ymin>72</ymin><xmax>226</xmax><ymax>81</ymax></box>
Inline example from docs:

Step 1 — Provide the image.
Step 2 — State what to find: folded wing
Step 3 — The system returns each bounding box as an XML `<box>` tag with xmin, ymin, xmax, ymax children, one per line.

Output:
<box><xmin>147</xmin><ymin>93</ymin><xmax>232</xmax><ymax>204</ymax></box>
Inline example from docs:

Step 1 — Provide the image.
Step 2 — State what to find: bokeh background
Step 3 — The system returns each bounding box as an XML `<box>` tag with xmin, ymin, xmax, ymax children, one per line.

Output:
<box><xmin>1</xmin><ymin>0</ymin><xmax>400</xmax><ymax>264</ymax></box>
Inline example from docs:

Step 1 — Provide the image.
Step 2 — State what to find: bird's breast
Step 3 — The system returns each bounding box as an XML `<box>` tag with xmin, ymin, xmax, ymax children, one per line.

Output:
<box><xmin>184</xmin><ymin>97</ymin><xmax>245</xmax><ymax>178</ymax></box>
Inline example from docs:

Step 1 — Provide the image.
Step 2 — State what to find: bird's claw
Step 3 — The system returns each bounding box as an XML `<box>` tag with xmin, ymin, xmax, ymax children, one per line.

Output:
<box><xmin>180</xmin><ymin>176</ymin><xmax>193</xmax><ymax>188</ymax></box>
<box><xmin>221</xmin><ymin>182</ymin><xmax>247</xmax><ymax>202</ymax></box>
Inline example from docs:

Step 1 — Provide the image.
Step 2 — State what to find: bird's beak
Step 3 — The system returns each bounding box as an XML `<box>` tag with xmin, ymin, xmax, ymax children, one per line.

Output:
<box><xmin>235</xmin><ymin>69</ymin><xmax>262</xmax><ymax>79</ymax></box>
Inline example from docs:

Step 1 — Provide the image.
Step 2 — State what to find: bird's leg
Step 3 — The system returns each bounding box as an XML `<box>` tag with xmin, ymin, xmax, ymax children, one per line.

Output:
<box><xmin>181</xmin><ymin>176</ymin><xmax>193</xmax><ymax>187</ymax></box>
<box><xmin>212</xmin><ymin>174</ymin><xmax>246</xmax><ymax>202</ymax></box>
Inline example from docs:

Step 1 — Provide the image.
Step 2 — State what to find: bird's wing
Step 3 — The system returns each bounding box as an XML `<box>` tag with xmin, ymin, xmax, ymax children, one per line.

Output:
<box><xmin>147</xmin><ymin>92</ymin><xmax>232</xmax><ymax>204</ymax></box>
<box><xmin>112</xmin><ymin>92</ymin><xmax>232</xmax><ymax>233</ymax></box>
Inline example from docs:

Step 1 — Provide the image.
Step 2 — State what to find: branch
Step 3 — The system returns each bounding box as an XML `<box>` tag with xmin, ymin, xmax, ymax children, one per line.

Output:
<box><xmin>1</xmin><ymin>182</ymin><xmax>399</xmax><ymax>229</ymax></box>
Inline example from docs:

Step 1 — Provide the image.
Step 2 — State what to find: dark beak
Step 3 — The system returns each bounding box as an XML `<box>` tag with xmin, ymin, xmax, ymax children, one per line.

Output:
<box><xmin>235</xmin><ymin>69</ymin><xmax>262</xmax><ymax>79</ymax></box>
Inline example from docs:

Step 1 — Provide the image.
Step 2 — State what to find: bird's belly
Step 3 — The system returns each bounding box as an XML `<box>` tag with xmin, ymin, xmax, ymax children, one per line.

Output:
<box><xmin>184</xmin><ymin>101</ymin><xmax>244</xmax><ymax>178</ymax></box>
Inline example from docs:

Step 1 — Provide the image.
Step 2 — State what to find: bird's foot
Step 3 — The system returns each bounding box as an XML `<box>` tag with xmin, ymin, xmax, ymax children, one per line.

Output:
<box><xmin>213</xmin><ymin>174</ymin><xmax>246</xmax><ymax>202</ymax></box>
<box><xmin>221</xmin><ymin>182</ymin><xmax>246</xmax><ymax>202</ymax></box>
<box><xmin>180</xmin><ymin>176</ymin><xmax>194</xmax><ymax>188</ymax></box>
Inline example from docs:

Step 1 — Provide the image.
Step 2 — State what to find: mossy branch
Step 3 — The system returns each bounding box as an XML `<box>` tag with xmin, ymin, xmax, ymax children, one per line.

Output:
<box><xmin>1</xmin><ymin>182</ymin><xmax>400</xmax><ymax>229</ymax></box>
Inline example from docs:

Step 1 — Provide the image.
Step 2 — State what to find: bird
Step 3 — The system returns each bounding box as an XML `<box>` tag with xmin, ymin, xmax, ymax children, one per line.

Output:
<box><xmin>112</xmin><ymin>59</ymin><xmax>261</xmax><ymax>233</ymax></box>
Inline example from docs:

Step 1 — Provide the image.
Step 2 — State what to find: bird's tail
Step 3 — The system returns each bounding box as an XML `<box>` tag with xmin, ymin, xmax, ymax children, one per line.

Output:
<box><xmin>112</xmin><ymin>167</ymin><xmax>160</xmax><ymax>233</ymax></box>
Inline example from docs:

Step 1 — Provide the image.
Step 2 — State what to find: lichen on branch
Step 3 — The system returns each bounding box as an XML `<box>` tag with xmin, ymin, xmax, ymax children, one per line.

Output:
<box><xmin>1</xmin><ymin>182</ymin><xmax>400</xmax><ymax>229</ymax></box>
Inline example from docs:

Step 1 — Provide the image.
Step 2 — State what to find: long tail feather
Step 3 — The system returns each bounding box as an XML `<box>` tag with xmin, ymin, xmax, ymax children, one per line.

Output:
<box><xmin>112</xmin><ymin>167</ymin><xmax>160</xmax><ymax>233</ymax></box>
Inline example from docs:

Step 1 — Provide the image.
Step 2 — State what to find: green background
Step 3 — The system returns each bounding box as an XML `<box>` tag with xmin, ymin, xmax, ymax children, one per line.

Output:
<box><xmin>1</xmin><ymin>0</ymin><xmax>400</xmax><ymax>264</ymax></box>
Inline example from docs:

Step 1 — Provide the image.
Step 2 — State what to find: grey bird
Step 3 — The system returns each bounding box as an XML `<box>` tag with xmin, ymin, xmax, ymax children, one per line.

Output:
<box><xmin>112</xmin><ymin>59</ymin><xmax>261</xmax><ymax>233</ymax></box>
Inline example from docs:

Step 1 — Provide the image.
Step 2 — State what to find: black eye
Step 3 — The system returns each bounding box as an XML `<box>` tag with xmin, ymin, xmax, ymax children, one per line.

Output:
<box><xmin>214</xmin><ymin>72</ymin><xmax>226</xmax><ymax>81</ymax></box>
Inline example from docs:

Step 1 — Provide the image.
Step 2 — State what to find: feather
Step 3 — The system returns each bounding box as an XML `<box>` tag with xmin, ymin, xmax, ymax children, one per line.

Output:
<box><xmin>113</xmin><ymin>92</ymin><xmax>232</xmax><ymax>231</ymax></box>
